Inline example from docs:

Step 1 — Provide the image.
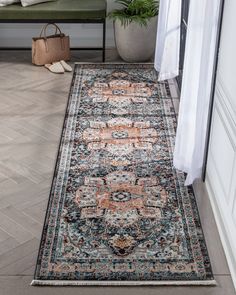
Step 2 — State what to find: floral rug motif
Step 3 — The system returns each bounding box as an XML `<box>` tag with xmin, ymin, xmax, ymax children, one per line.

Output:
<box><xmin>33</xmin><ymin>64</ymin><xmax>214</xmax><ymax>285</ymax></box>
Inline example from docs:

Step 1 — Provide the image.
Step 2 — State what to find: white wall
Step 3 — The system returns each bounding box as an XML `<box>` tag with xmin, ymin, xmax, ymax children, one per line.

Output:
<box><xmin>0</xmin><ymin>0</ymin><xmax>116</xmax><ymax>48</ymax></box>
<box><xmin>206</xmin><ymin>0</ymin><xmax>236</xmax><ymax>289</ymax></box>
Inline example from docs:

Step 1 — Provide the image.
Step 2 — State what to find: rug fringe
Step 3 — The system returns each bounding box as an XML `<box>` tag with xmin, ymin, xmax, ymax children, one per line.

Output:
<box><xmin>31</xmin><ymin>279</ymin><xmax>217</xmax><ymax>287</ymax></box>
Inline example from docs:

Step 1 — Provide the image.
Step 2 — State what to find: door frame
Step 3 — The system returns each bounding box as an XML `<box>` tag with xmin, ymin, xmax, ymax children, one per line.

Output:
<box><xmin>202</xmin><ymin>0</ymin><xmax>225</xmax><ymax>180</ymax></box>
<box><xmin>176</xmin><ymin>0</ymin><xmax>190</xmax><ymax>89</ymax></box>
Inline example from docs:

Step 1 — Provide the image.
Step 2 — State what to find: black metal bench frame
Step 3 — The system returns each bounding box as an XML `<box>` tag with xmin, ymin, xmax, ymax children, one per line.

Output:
<box><xmin>0</xmin><ymin>18</ymin><xmax>106</xmax><ymax>62</ymax></box>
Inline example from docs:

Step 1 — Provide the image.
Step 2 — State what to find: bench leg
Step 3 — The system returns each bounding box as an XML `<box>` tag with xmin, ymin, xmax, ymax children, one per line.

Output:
<box><xmin>102</xmin><ymin>19</ymin><xmax>106</xmax><ymax>62</ymax></box>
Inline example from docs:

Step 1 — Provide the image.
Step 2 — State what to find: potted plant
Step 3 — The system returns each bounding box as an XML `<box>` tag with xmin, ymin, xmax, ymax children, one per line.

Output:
<box><xmin>108</xmin><ymin>0</ymin><xmax>159</xmax><ymax>62</ymax></box>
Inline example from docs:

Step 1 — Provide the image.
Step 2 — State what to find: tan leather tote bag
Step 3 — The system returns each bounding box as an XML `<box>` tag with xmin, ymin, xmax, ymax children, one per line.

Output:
<box><xmin>32</xmin><ymin>23</ymin><xmax>71</xmax><ymax>66</ymax></box>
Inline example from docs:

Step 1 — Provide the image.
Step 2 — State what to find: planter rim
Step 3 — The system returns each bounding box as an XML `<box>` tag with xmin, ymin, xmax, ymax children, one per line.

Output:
<box><xmin>113</xmin><ymin>15</ymin><xmax>158</xmax><ymax>27</ymax></box>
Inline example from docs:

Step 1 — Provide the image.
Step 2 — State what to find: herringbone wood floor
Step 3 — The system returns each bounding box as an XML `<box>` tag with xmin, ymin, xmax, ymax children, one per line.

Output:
<box><xmin>0</xmin><ymin>50</ymin><xmax>235</xmax><ymax>295</ymax></box>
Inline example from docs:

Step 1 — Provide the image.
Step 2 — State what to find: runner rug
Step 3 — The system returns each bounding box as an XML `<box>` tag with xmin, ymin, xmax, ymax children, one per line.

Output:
<box><xmin>32</xmin><ymin>64</ymin><xmax>215</xmax><ymax>286</ymax></box>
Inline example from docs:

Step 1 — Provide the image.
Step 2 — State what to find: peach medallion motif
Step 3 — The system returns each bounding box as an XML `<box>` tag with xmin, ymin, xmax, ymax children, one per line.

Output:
<box><xmin>83</xmin><ymin>117</ymin><xmax>158</xmax><ymax>157</ymax></box>
<box><xmin>88</xmin><ymin>72</ymin><xmax>152</xmax><ymax>114</ymax></box>
<box><xmin>74</xmin><ymin>171</ymin><xmax>169</xmax><ymax>256</ymax></box>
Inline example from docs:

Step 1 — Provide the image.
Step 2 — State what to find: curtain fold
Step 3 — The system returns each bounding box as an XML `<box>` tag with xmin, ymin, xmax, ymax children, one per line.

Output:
<box><xmin>173</xmin><ymin>0</ymin><xmax>221</xmax><ymax>185</ymax></box>
<box><xmin>154</xmin><ymin>0</ymin><xmax>181</xmax><ymax>81</ymax></box>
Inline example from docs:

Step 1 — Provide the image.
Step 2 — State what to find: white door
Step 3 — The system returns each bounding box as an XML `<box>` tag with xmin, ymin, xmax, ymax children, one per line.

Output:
<box><xmin>206</xmin><ymin>0</ymin><xmax>236</xmax><ymax>287</ymax></box>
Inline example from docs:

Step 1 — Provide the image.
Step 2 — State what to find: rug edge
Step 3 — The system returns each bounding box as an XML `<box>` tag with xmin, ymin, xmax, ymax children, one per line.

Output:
<box><xmin>31</xmin><ymin>279</ymin><xmax>217</xmax><ymax>287</ymax></box>
<box><xmin>74</xmin><ymin>62</ymin><xmax>155</xmax><ymax>65</ymax></box>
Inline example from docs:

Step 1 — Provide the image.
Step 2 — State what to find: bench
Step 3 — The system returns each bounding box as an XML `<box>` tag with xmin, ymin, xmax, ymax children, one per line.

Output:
<box><xmin>0</xmin><ymin>0</ymin><xmax>107</xmax><ymax>61</ymax></box>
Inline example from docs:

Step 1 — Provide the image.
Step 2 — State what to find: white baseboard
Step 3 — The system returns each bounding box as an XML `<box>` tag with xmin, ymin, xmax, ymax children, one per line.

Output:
<box><xmin>0</xmin><ymin>23</ymin><xmax>115</xmax><ymax>48</ymax></box>
<box><xmin>205</xmin><ymin>174</ymin><xmax>236</xmax><ymax>291</ymax></box>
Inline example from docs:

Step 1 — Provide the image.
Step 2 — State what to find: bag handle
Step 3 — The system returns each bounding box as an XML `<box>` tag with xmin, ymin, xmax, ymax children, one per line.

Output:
<box><xmin>39</xmin><ymin>23</ymin><xmax>66</xmax><ymax>53</ymax></box>
<box><xmin>39</xmin><ymin>23</ymin><xmax>64</xmax><ymax>39</ymax></box>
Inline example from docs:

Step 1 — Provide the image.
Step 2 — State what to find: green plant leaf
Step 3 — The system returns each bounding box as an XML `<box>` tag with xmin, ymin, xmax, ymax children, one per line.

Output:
<box><xmin>107</xmin><ymin>0</ymin><xmax>159</xmax><ymax>27</ymax></box>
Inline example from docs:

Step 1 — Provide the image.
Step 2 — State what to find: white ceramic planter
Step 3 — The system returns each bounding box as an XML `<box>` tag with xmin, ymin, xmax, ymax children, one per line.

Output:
<box><xmin>114</xmin><ymin>16</ymin><xmax>158</xmax><ymax>62</ymax></box>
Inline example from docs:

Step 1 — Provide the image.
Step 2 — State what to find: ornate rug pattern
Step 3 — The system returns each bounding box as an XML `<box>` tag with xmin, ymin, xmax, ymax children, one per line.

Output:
<box><xmin>33</xmin><ymin>64</ymin><xmax>214</xmax><ymax>285</ymax></box>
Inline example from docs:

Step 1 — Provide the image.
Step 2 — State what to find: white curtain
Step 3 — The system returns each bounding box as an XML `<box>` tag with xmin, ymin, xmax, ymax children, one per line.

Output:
<box><xmin>154</xmin><ymin>0</ymin><xmax>182</xmax><ymax>81</ymax></box>
<box><xmin>173</xmin><ymin>0</ymin><xmax>221</xmax><ymax>185</ymax></box>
